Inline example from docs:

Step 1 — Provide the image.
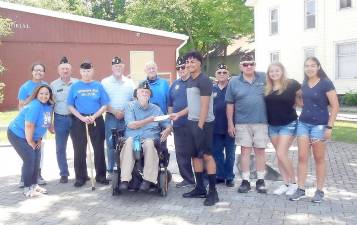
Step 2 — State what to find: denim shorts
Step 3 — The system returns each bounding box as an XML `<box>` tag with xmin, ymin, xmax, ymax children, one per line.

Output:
<box><xmin>296</xmin><ymin>121</ymin><xmax>326</xmax><ymax>140</ymax></box>
<box><xmin>268</xmin><ymin>120</ymin><xmax>297</xmax><ymax>137</ymax></box>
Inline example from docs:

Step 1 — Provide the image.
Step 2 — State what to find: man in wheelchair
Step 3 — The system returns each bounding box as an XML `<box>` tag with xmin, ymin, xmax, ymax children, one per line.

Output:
<box><xmin>118</xmin><ymin>81</ymin><xmax>172</xmax><ymax>192</ymax></box>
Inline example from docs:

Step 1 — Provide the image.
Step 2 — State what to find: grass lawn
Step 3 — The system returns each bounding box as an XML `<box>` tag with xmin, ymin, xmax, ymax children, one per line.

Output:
<box><xmin>0</xmin><ymin>111</ymin><xmax>357</xmax><ymax>144</ymax></box>
<box><xmin>332</xmin><ymin>121</ymin><xmax>357</xmax><ymax>144</ymax></box>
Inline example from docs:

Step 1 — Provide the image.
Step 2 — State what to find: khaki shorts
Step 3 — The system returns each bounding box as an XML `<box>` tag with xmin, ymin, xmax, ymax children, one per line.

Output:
<box><xmin>235</xmin><ymin>124</ymin><xmax>269</xmax><ymax>148</ymax></box>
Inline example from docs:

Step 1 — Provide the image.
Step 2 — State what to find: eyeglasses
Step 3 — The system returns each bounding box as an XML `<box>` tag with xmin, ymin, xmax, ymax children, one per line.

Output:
<box><xmin>242</xmin><ymin>62</ymin><xmax>256</xmax><ymax>67</ymax></box>
<box><xmin>176</xmin><ymin>66</ymin><xmax>185</xmax><ymax>71</ymax></box>
<box><xmin>33</xmin><ymin>69</ymin><xmax>45</xmax><ymax>73</ymax></box>
<box><xmin>217</xmin><ymin>71</ymin><xmax>228</xmax><ymax>75</ymax></box>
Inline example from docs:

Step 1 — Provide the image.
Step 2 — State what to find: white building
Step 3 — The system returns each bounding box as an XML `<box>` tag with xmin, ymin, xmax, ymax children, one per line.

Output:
<box><xmin>246</xmin><ymin>0</ymin><xmax>357</xmax><ymax>94</ymax></box>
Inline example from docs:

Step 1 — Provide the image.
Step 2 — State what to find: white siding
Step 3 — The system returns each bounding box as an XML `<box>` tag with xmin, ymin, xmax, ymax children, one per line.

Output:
<box><xmin>252</xmin><ymin>0</ymin><xmax>357</xmax><ymax>94</ymax></box>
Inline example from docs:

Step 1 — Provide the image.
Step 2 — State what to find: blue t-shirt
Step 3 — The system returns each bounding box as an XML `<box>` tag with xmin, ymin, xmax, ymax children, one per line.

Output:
<box><xmin>9</xmin><ymin>99</ymin><xmax>53</xmax><ymax>141</ymax></box>
<box><xmin>168</xmin><ymin>78</ymin><xmax>188</xmax><ymax>128</ymax></box>
<box><xmin>213</xmin><ymin>84</ymin><xmax>229</xmax><ymax>135</ymax></box>
<box><xmin>225</xmin><ymin>72</ymin><xmax>267</xmax><ymax>124</ymax></box>
<box><xmin>124</xmin><ymin>101</ymin><xmax>171</xmax><ymax>139</ymax></box>
<box><xmin>299</xmin><ymin>78</ymin><xmax>335</xmax><ymax>125</ymax></box>
<box><xmin>67</xmin><ymin>80</ymin><xmax>110</xmax><ymax>114</ymax></box>
<box><xmin>18</xmin><ymin>80</ymin><xmax>48</xmax><ymax>101</ymax></box>
<box><xmin>147</xmin><ymin>76</ymin><xmax>170</xmax><ymax>114</ymax></box>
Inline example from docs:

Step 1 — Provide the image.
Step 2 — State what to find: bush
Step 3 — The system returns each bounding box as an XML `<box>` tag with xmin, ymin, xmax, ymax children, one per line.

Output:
<box><xmin>342</xmin><ymin>91</ymin><xmax>357</xmax><ymax>106</ymax></box>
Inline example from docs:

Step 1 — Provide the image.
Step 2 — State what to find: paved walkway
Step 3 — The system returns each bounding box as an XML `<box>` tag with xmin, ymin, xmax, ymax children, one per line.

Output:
<box><xmin>0</xmin><ymin>137</ymin><xmax>356</xmax><ymax>225</ymax></box>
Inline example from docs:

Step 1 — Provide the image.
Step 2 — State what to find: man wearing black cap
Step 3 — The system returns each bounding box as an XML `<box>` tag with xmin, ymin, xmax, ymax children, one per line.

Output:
<box><xmin>119</xmin><ymin>81</ymin><xmax>172</xmax><ymax>191</ymax></box>
<box><xmin>171</xmin><ymin>51</ymin><xmax>219</xmax><ymax>206</ymax></box>
<box><xmin>212</xmin><ymin>63</ymin><xmax>236</xmax><ymax>187</ymax></box>
<box><xmin>168</xmin><ymin>57</ymin><xmax>195</xmax><ymax>188</ymax></box>
<box><xmin>50</xmin><ymin>56</ymin><xmax>78</xmax><ymax>183</ymax></box>
<box><xmin>101</xmin><ymin>57</ymin><xmax>135</xmax><ymax>180</ymax></box>
<box><xmin>67</xmin><ymin>61</ymin><xmax>110</xmax><ymax>187</ymax></box>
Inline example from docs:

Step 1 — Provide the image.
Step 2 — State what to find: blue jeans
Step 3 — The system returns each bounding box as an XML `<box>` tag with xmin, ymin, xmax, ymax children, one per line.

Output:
<box><xmin>105</xmin><ymin>113</ymin><xmax>125</xmax><ymax>173</ymax></box>
<box><xmin>297</xmin><ymin>121</ymin><xmax>326</xmax><ymax>140</ymax></box>
<box><xmin>7</xmin><ymin>129</ymin><xmax>41</xmax><ymax>188</ymax></box>
<box><xmin>54</xmin><ymin>113</ymin><xmax>72</xmax><ymax>176</ymax></box>
<box><xmin>212</xmin><ymin>133</ymin><xmax>236</xmax><ymax>180</ymax></box>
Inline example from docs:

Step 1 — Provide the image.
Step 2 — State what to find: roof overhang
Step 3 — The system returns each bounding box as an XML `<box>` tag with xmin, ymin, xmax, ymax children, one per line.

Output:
<box><xmin>0</xmin><ymin>1</ymin><xmax>189</xmax><ymax>41</ymax></box>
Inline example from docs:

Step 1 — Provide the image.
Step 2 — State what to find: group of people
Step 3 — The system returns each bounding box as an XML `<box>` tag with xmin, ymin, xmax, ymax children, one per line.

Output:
<box><xmin>7</xmin><ymin>50</ymin><xmax>339</xmax><ymax>206</ymax></box>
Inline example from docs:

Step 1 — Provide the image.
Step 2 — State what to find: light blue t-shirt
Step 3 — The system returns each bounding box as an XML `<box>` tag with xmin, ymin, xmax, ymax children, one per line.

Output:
<box><xmin>225</xmin><ymin>72</ymin><xmax>267</xmax><ymax>124</ymax></box>
<box><xmin>147</xmin><ymin>76</ymin><xmax>170</xmax><ymax>114</ymax></box>
<box><xmin>18</xmin><ymin>80</ymin><xmax>48</xmax><ymax>101</ymax></box>
<box><xmin>67</xmin><ymin>80</ymin><xmax>110</xmax><ymax>114</ymax></box>
<box><xmin>9</xmin><ymin>99</ymin><xmax>53</xmax><ymax>141</ymax></box>
<box><xmin>124</xmin><ymin>100</ymin><xmax>170</xmax><ymax>139</ymax></box>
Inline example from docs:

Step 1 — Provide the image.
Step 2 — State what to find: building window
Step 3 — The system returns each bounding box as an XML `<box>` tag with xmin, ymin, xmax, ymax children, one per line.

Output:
<box><xmin>340</xmin><ymin>0</ymin><xmax>352</xmax><ymax>9</ymax></box>
<box><xmin>270</xmin><ymin>52</ymin><xmax>280</xmax><ymax>63</ymax></box>
<box><xmin>337</xmin><ymin>42</ymin><xmax>357</xmax><ymax>79</ymax></box>
<box><xmin>304</xmin><ymin>48</ymin><xmax>316</xmax><ymax>59</ymax></box>
<box><xmin>305</xmin><ymin>0</ymin><xmax>316</xmax><ymax>29</ymax></box>
<box><xmin>270</xmin><ymin>8</ymin><xmax>279</xmax><ymax>35</ymax></box>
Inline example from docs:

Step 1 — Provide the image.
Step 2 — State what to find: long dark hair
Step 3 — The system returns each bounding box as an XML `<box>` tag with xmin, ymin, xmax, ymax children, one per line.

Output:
<box><xmin>303</xmin><ymin>57</ymin><xmax>329</xmax><ymax>82</ymax></box>
<box><xmin>24</xmin><ymin>84</ymin><xmax>54</xmax><ymax>106</ymax></box>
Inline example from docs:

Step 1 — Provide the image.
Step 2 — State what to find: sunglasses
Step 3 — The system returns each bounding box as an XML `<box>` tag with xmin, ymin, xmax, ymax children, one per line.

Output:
<box><xmin>176</xmin><ymin>66</ymin><xmax>185</xmax><ymax>71</ymax></box>
<box><xmin>217</xmin><ymin>71</ymin><xmax>228</xmax><ymax>75</ymax></box>
<box><xmin>242</xmin><ymin>62</ymin><xmax>256</xmax><ymax>67</ymax></box>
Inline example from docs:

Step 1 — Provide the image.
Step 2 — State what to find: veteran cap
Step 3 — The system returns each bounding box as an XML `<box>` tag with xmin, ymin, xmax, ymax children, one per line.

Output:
<box><xmin>217</xmin><ymin>63</ymin><xmax>227</xmax><ymax>70</ymax></box>
<box><xmin>176</xmin><ymin>57</ymin><xmax>184</xmax><ymax>67</ymax></box>
<box><xmin>112</xmin><ymin>56</ymin><xmax>122</xmax><ymax>65</ymax></box>
<box><xmin>80</xmin><ymin>60</ymin><xmax>93</xmax><ymax>69</ymax></box>
<box><xmin>59</xmin><ymin>56</ymin><xmax>69</xmax><ymax>65</ymax></box>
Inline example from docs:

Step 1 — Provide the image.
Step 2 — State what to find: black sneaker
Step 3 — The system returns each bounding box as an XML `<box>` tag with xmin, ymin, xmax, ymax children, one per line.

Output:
<box><xmin>119</xmin><ymin>181</ymin><xmax>129</xmax><ymax>191</ymax></box>
<box><xmin>176</xmin><ymin>180</ymin><xmax>195</xmax><ymax>188</ymax></box>
<box><xmin>256</xmin><ymin>179</ymin><xmax>267</xmax><ymax>194</ymax></box>
<box><xmin>60</xmin><ymin>176</ymin><xmax>68</xmax><ymax>184</ymax></box>
<box><xmin>204</xmin><ymin>189</ymin><xmax>219</xmax><ymax>206</ymax></box>
<box><xmin>139</xmin><ymin>180</ymin><xmax>151</xmax><ymax>192</ymax></box>
<box><xmin>96</xmin><ymin>177</ymin><xmax>110</xmax><ymax>185</ymax></box>
<box><xmin>226</xmin><ymin>179</ymin><xmax>235</xmax><ymax>187</ymax></box>
<box><xmin>238</xmin><ymin>180</ymin><xmax>251</xmax><ymax>193</ymax></box>
<box><xmin>74</xmin><ymin>179</ymin><xmax>86</xmax><ymax>187</ymax></box>
<box><xmin>183</xmin><ymin>188</ymin><xmax>207</xmax><ymax>198</ymax></box>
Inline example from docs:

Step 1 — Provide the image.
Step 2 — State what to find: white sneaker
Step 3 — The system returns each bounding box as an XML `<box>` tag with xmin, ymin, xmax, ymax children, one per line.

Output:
<box><xmin>23</xmin><ymin>187</ymin><xmax>41</xmax><ymax>197</ymax></box>
<box><xmin>273</xmin><ymin>184</ymin><xmax>288</xmax><ymax>195</ymax></box>
<box><xmin>32</xmin><ymin>184</ymin><xmax>48</xmax><ymax>194</ymax></box>
<box><xmin>286</xmin><ymin>183</ymin><xmax>298</xmax><ymax>196</ymax></box>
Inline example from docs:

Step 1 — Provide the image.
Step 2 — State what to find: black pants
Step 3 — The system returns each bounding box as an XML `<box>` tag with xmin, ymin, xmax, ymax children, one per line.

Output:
<box><xmin>173</xmin><ymin>126</ymin><xmax>195</xmax><ymax>184</ymax></box>
<box><xmin>70</xmin><ymin>115</ymin><xmax>106</xmax><ymax>181</ymax></box>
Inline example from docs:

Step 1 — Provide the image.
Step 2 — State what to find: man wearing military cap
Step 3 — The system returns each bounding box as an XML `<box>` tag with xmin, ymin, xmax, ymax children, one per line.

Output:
<box><xmin>212</xmin><ymin>63</ymin><xmax>236</xmax><ymax>187</ymax></box>
<box><xmin>50</xmin><ymin>56</ymin><xmax>78</xmax><ymax>183</ymax></box>
<box><xmin>119</xmin><ymin>81</ymin><xmax>172</xmax><ymax>191</ymax></box>
<box><xmin>168</xmin><ymin>57</ymin><xmax>195</xmax><ymax>188</ymax></box>
<box><xmin>101</xmin><ymin>56</ymin><xmax>135</xmax><ymax>180</ymax></box>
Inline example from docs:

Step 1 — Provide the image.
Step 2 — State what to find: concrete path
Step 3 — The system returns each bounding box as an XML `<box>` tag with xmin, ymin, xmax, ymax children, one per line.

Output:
<box><xmin>0</xmin><ymin>137</ymin><xmax>356</xmax><ymax>225</ymax></box>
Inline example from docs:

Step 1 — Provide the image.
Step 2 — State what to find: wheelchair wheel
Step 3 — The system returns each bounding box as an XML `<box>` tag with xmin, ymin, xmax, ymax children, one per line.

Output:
<box><xmin>158</xmin><ymin>171</ymin><xmax>169</xmax><ymax>197</ymax></box>
<box><xmin>112</xmin><ymin>171</ymin><xmax>120</xmax><ymax>196</ymax></box>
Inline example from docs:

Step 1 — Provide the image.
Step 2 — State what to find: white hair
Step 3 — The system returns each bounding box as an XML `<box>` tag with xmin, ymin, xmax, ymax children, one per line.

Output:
<box><xmin>144</xmin><ymin>61</ymin><xmax>157</xmax><ymax>69</ymax></box>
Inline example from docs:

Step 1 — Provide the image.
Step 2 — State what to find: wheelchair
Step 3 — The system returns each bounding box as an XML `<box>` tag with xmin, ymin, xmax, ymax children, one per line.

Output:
<box><xmin>110</xmin><ymin>128</ymin><xmax>172</xmax><ymax>197</ymax></box>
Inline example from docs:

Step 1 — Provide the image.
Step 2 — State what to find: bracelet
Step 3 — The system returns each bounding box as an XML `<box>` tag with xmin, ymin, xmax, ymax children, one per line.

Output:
<box><xmin>326</xmin><ymin>125</ymin><xmax>333</xmax><ymax>129</ymax></box>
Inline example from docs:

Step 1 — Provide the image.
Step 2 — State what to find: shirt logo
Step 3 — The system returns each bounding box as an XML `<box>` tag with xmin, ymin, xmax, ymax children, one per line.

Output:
<box><xmin>213</xmin><ymin>92</ymin><xmax>217</xmax><ymax>98</ymax></box>
<box><xmin>175</xmin><ymin>84</ymin><xmax>180</xmax><ymax>90</ymax></box>
<box><xmin>57</xmin><ymin>89</ymin><xmax>64</xmax><ymax>92</ymax></box>
<box><xmin>43</xmin><ymin>112</ymin><xmax>51</xmax><ymax>128</ymax></box>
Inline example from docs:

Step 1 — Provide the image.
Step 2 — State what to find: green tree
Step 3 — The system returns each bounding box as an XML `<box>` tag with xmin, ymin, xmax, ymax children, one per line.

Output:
<box><xmin>90</xmin><ymin>0</ymin><xmax>126</xmax><ymax>22</ymax></box>
<box><xmin>124</xmin><ymin>0</ymin><xmax>253</xmax><ymax>56</ymax></box>
<box><xmin>0</xmin><ymin>17</ymin><xmax>14</xmax><ymax>103</ymax></box>
<box><xmin>3</xmin><ymin>0</ymin><xmax>91</xmax><ymax>16</ymax></box>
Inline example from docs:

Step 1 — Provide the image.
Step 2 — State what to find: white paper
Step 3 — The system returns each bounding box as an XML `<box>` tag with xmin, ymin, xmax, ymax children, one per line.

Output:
<box><xmin>154</xmin><ymin>115</ymin><xmax>170</xmax><ymax>122</ymax></box>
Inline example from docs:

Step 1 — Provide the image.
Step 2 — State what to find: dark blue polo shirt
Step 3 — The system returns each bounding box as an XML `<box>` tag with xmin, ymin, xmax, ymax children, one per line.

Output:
<box><xmin>168</xmin><ymin>78</ymin><xmax>188</xmax><ymax>128</ymax></box>
<box><xmin>213</xmin><ymin>84</ymin><xmax>229</xmax><ymax>135</ymax></box>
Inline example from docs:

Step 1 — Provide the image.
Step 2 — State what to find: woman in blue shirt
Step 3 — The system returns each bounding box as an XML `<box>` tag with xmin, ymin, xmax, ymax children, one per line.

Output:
<box><xmin>18</xmin><ymin>63</ymin><xmax>47</xmax><ymax>109</ymax></box>
<box><xmin>7</xmin><ymin>84</ymin><xmax>53</xmax><ymax>197</ymax></box>
<box><xmin>290</xmin><ymin>57</ymin><xmax>339</xmax><ymax>203</ymax></box>
<box><xmin>17</xmin><ymin>63</ymin><xmax>48</xmax><ymax>186</ymax></box>
<box><xmin>67</xmin><ymin>61</ymin><xmax>110</xmax><ymax>187</ymax></box>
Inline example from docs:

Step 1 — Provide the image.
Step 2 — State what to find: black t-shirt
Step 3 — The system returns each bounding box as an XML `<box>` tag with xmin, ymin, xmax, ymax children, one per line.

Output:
<box><xmin>265</xmin><ymin>79</ymin><xmax>301</xmax><ymax>126</ymax></box>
